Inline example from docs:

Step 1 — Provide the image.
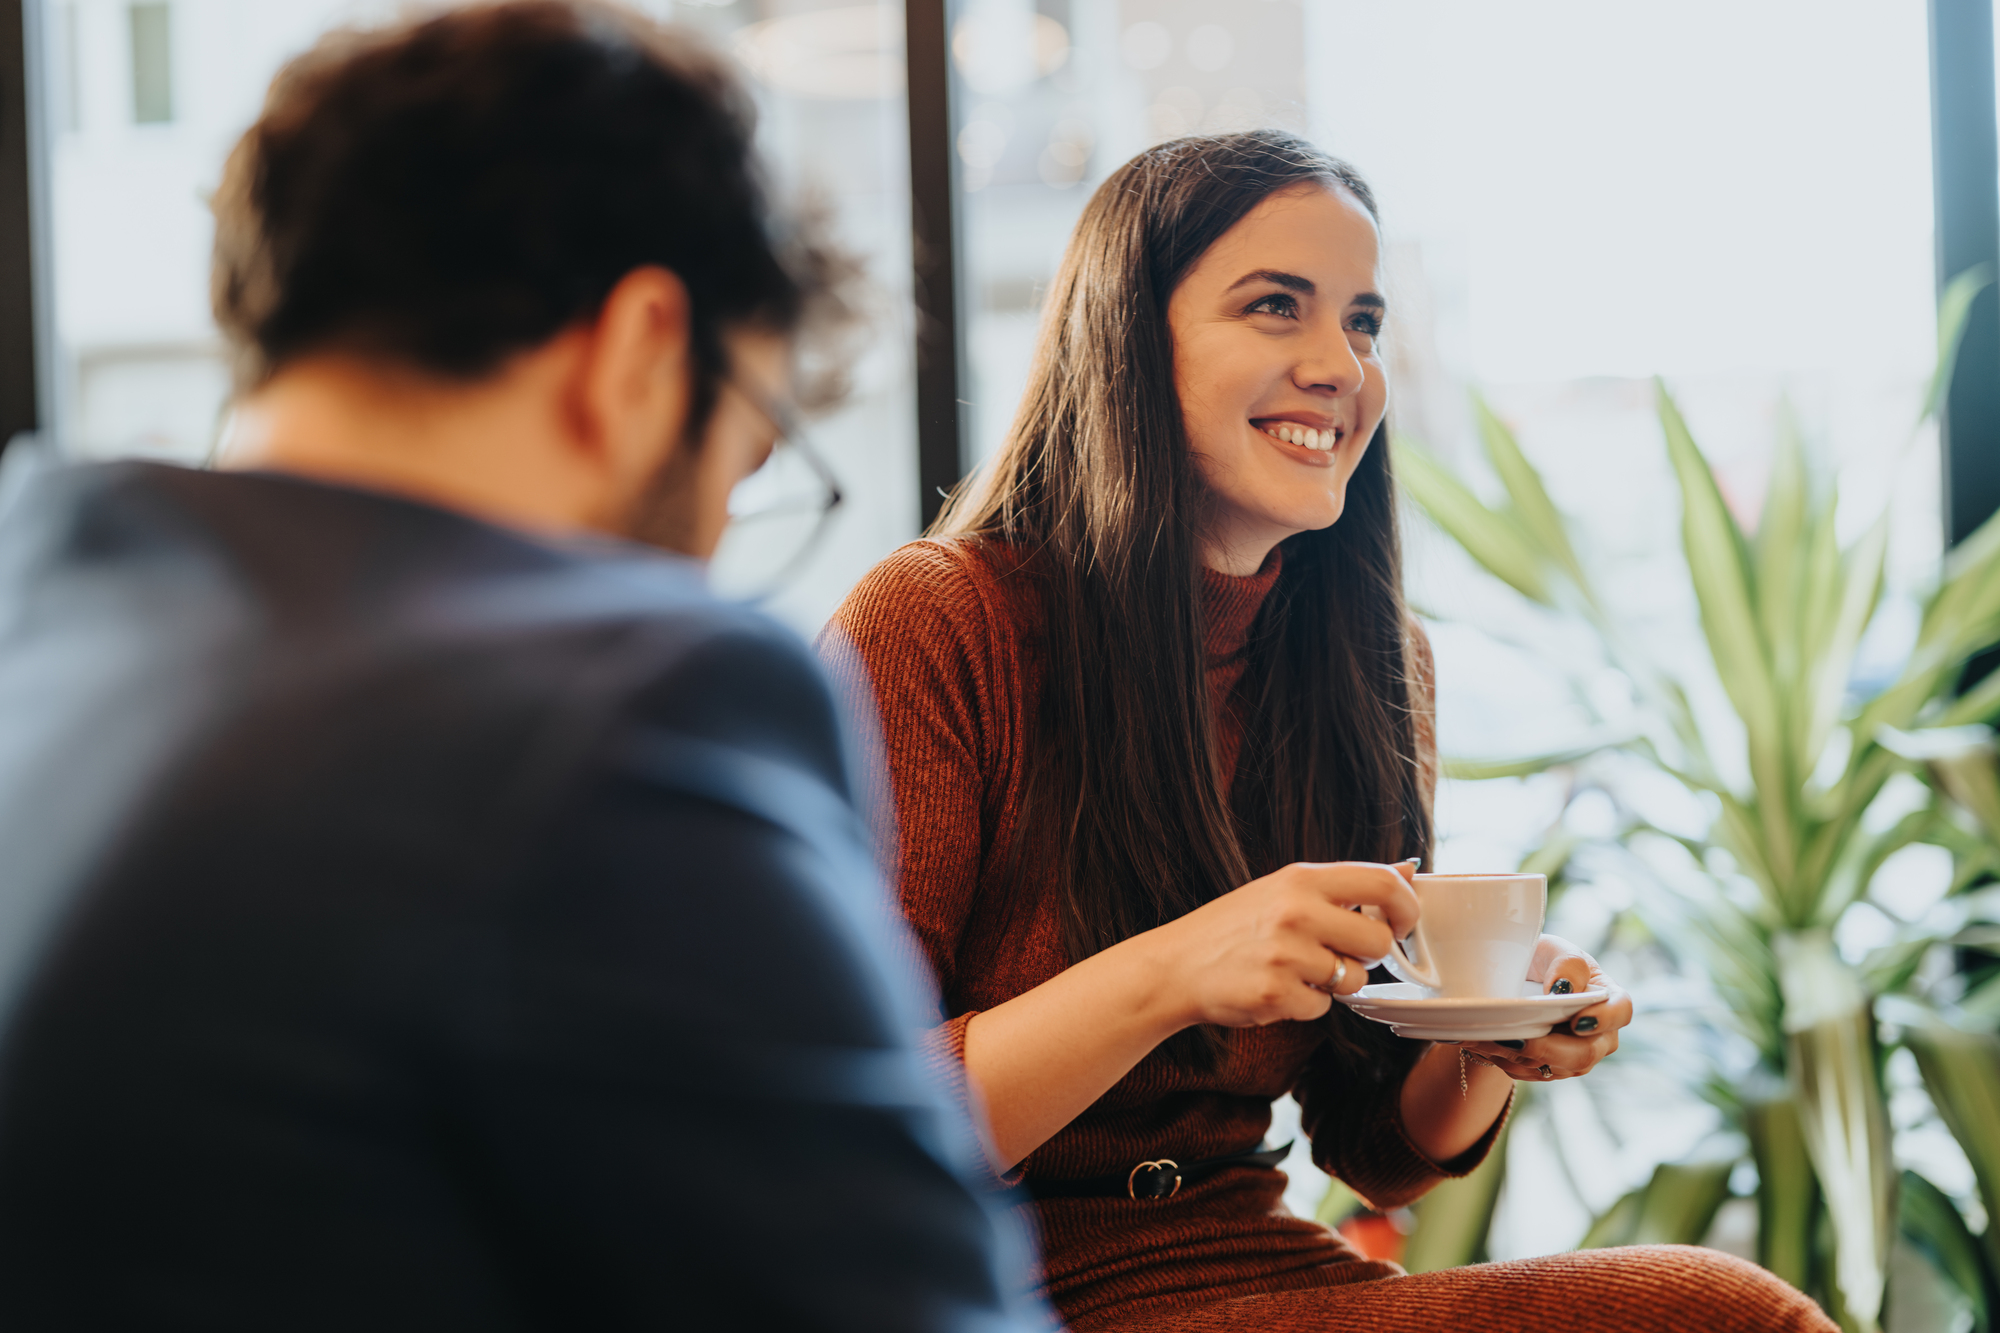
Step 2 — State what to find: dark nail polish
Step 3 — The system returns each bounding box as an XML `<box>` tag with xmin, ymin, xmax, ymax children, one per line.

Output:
<box><xmin>1550</xmin><ymin>978</ymin><xmax>1574</xmax><ymax>995</ymax></box>
<box><xmin>1573</xmin><ymin>1016</ymin><xmax>1599</xmax><ymax>1034</ymax></box>
<box><xmin>1497</xmin><ymin>1039</ymin><xmax>1525</xmax><ymax>1050</ymax></box>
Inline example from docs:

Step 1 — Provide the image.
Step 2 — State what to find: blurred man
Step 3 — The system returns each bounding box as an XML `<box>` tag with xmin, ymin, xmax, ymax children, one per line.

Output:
<box><xmin>0</xmin><ymin>4</ymin><xmax>1043</xmax><ymax>1329</ymax></box>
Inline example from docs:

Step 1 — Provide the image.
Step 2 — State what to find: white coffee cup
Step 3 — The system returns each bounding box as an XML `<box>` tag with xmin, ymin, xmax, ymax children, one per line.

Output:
<box><xmin>1375</xmin><ymin>872</ymin><xmax>1547</xmax><ymax>998</ymax></box>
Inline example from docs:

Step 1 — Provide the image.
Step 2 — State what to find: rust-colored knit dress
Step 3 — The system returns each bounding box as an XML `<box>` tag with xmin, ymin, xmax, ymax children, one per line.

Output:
<box><xmin>823</xmin><ymin>536</ymin><xmax>1835</xmax><ymax>1333</ymax></box>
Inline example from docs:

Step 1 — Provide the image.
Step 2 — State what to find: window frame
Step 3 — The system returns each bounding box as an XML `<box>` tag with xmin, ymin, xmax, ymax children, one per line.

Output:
<box><xmin>1</xmin><ymin>0</ymin><xmax>54</xmax><ymax>451</ymax></box>
<box><xmin>1931</xmin><ymin>0</ymin><xmax>2000</xmax><ymax>550</ymax></box>
<box><xmin>904</xmin><ymin>0</ymin><xmax>967</xmax><ymax>530</ymax></box>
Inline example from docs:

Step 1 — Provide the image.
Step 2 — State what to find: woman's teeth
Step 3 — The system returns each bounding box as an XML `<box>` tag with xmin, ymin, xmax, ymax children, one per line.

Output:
<box><xmin>1263</xmin><ymin>423</ymin><xmax>1337</xmax><ymax>452</ymax></box>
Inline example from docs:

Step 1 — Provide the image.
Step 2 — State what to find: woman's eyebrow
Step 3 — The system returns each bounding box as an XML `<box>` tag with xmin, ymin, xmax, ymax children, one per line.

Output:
<box><xmin>1226</xmin><ymin>268</ymin><xmax>1315</xmax><ymax>295</ymax></box>
<box><xmin>1224</xmin><ymin>271</ymin><xmax>1387</xmax><ymax>313</ymax></box>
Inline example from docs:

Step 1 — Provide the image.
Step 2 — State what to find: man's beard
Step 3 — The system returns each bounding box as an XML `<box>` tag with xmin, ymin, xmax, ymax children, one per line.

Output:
<box><xmin>618</xmin><ymin>419</ymin><xmax>708</xmax><ymax>555</ymax></box>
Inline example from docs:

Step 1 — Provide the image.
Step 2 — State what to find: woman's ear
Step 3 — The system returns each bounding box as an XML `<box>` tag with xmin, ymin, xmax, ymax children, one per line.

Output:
<box><xmin>572</xmin><ymin>265</ymin><xmax>696</xmax><ymax>500</ymax></box>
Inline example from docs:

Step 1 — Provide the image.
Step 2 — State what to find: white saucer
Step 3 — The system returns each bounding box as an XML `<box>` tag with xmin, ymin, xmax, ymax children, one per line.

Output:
<box><xmin>1333</xmin><ymin>982</ymin><xmax>1607</xmax><ymax>1041</ymax></box>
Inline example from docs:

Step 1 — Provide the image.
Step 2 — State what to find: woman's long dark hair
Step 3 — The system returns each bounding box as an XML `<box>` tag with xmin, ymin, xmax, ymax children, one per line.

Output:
<box><xmin>933</xmin><ymin>131</ymin><xmax>1432</xmax><ymax>1071</ymax></box>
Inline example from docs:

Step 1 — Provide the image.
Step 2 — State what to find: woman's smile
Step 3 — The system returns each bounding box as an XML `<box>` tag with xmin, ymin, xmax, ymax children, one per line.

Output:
<box><xmin>1252</xmin><ymin>415</ymin><xmax>1345</xmax><ymax>463</ymax></box>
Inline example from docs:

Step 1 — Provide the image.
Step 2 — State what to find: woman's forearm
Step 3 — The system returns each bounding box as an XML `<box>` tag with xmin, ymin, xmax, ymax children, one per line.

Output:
<box><xmin>961</xmin><ymin>933</ymin><xmax>1192</xmax><ymax>1172</ymax></box>
<box><xmin>957</xmin><ymin>861</ymin><xmax>1417</xmax><ymax>1174</ymax></box>
<box><xmin>1399</xmin><ymin>1042</ymin><xmax>1512</xmax><ymax>1166</ymax></box>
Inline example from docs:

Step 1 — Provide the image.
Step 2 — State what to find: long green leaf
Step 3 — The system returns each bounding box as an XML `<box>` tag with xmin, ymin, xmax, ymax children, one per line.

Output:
<box><xmin>1958</xmin><ymin>969</ymin><xmax>2000</xmax><ymax>1028</ymax></box>
<box><xmin>1710</xmin><ymin>943</ymin><xmax>1787</xmax><ymax>1069</ymax></box>
<box><xmin>1578</xmin><ymin>1184</ymin><xmax>1645</xmax><ymax>1250</ymax></box>
<box><xmin>1473</xmin><ymin>395</ymin><xmax>1587</xmax><ymax>589</ymax></box>
<box><xmin>1937</xmin><ymin>659</ymin><xmax>2000</xmax><ymax>727</ymax></box>
<box><xmin>1634</xmin><ymin>1158</ymin><xmax>1735</xmax><ymax>1244</ymax></box>
<box><xmin>1880</xmin><ymin>725</ymin><xmax>2000</xmax><ymax>843</ymax></box>
<box><xmin>1716</xmin><ymin>793</ymin><xmax>1781</xmax><ymax>903</ymax></box>
<box><xmin>1519</xmin><ymin>826</ymin><xmax>1584</xmax><ymax>885</ymax></box>
<box><xmin>1899</xmin><ymin>1168</ymin><xmax>1995</xmax><ymax>1331</ymax></box>
<box><xmin>1870</xmin><ymin>502</ymin><xmax>2000</xmax><ymax>739</ymax></box>
<box><xmin>1793</xmin><ymin>498</ymin><xmax>1844</xmax><ymax>702</ymax></box>
<box><xmin>1579</xmin><ymin>1156</ymin><xmax>1735</xmax><ymax>1249</ymax></box>
<box><xmin>1796</xmin><ymin>740</ymin><xmax>1904</xmax><ymax>931</ymax></box>
<box><xmin>1809</xmin><ymin>746</ymin><xmax>1901</xmax><ymax>888</ymax></box>
<box><xmin>1401</xmin><ymin>1116</ymin><xmax>1511</xmax><ymax>1272</ymax></box>
<box><xmin>1760</xmin><ymin>404</ymin><xmax>1824</xmax><ymax>716</ymax></box>
<box><xmin>1953</xmin><ymin>845</ymin><xmax>2000</xmax><ymax>898</ymax></box>
<box><xmin>1923</xmin><ymin>265</ymin><xmax>1994</xmax><ymax>424</ymax></box>
<box><xmin>1925</xmin><ymin>531</ymin><xmax>2000</xmax><ymax>682</ymax></box>
<box><xmin>1746</xmin><ymin>1093</ymin><xmax>1818</xmax><ymax>1292</ymax></box>
<box><xmin>1642</xmin><ymin>876</ymin><xmax>1786</xmax><ymax>1065</ymax></box>
<box><xmin>1777</xmin><ymin>932</ymin><xmax>1893</xmax><ymax>1332</ymax></box>
<box><xmin>1861</xmin><ymin>938</ymin><xmax>1934</xmax><ymax>997</ymax></box>
<box><xmin>1314</xmin><ymin>1177</ymin><xmax>1361</xmax><ymax>1228</ymax></box>
<box><xmin>1805</xmin><ymin>517</ymin><xmax>1887</xmax><ymax>777</ymax></box>
<box><xmin>1629</xmin><ymin>734</ymin><xmax>1730</xmax><ymax>798</ymax></box>
<box><xmin>1441</xmin><ymin>734</ymin><xmax>1634</xmax><ymax>781</ymax></box>
<box><xmin>1660</xmin><ymin>382</ymin><xmax>1796</xmax><ymax>908</ymax></box>
<box><xmin>1936</xmin><ymin>749</ymin><xmax>2000</xmax><ymax>842</ymax></box>
<box><xmin>1395</xmin><ymin>440</ymin><xmax>1553</xmax><ymax>605</ymax></box>
<box><xmin>1907</xmin><ymin>1022</ymin><xmax>2000</xmax><ymax>1285</ymax></box>
<box><xmin>1829</xmin><ymin>804</ymin><xmax>1942</xmax><ymax>929</ymax></box>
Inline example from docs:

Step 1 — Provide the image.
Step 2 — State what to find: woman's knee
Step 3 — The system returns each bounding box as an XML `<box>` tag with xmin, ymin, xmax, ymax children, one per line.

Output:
<box><xmin>1575</xmin><ymin>1245</ymin><xmax>1835</xmax><ymax>1332</ymax></box>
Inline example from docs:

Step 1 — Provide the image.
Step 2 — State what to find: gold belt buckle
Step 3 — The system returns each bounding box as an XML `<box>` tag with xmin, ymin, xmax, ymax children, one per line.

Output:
<box><xmin>1127</xmin><ymin>1158</ymin><xmax>1182</xmax><ymax>1200</ymax></box>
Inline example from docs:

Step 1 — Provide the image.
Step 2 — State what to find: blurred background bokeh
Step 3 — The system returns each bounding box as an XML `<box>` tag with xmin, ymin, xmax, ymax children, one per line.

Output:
<box><xmin>18</xmin><ymin>3</ymin><xmax>2000</xmax><ymax>1329</ymax></box>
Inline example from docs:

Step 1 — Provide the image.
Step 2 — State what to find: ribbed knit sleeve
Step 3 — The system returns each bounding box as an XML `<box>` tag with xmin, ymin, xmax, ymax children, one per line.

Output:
<box><xmin>819</xmin><ymin>541</ymin><xmax>1005</xmax><ymax>1004</ymax></box>
<box><xmin>821</xmin><ymin>541</ymin><xmax>1029</xmax><ymax>1187</ymax></box>
<box><xmin>1294</xmin><ymin>1040</ymin><xmax>1511</xmax><ymax>1211</ymax></box>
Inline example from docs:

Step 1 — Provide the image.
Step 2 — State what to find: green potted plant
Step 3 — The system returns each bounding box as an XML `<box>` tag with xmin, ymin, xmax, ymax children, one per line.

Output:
<box><xmin>1388</xmin><ymin>269</ymin><xmax>2000</xmax><ymax>1332</ymax></box>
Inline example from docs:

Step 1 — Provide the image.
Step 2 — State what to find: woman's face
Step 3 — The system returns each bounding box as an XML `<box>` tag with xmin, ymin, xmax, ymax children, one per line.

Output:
<box><xmin>1167</xmin><ymin>182</ymin><xmax>1388</xmax><ymax>574</ymax></box>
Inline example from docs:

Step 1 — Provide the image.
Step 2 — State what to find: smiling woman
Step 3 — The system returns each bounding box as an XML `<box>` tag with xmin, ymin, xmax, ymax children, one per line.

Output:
<box><xmin>1168</xmin><ymin>187</ymin><xmax>1389</xmax><ymax>573</ymax></box>
<box><xmin>823</xmin><ymin>133</ymin><xmax>1825</xmax><ymax>1332</ymax></box>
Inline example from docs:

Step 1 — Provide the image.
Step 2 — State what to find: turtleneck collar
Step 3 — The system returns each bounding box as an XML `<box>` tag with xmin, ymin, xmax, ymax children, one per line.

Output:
<box><xmin>1200</xmin><ymin>546</ymin><xmax>1282</xmax><ymax>662</ymax></box>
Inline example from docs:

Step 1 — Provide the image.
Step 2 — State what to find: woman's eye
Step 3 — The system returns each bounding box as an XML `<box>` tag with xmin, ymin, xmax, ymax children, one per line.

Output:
<box><xmin>1349</xmin><ymin>311</ymin><xmax>1384</xmax><ymax>338</ymax></box>
<box><xmin>1245</xmin><ymin>293</ymin><xmax>1299</xmax><ymax>318</ymax></box>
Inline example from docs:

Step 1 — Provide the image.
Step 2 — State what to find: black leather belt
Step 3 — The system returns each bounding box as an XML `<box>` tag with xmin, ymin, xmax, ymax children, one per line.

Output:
<box><xmin>1024</xmin><ymin>1141</ymin><xmax>1294</xmax><ymax>1201</ymax></box>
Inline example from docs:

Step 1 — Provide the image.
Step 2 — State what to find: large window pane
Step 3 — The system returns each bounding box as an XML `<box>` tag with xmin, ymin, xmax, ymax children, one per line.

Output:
<box><xmin>1300</xmin><ymin>2</ymin><xmax>1937</xmax><ymax>825</ymax></box>
<box><xmin>40</xmin><ymin>0</ymin><xmax>915</xmax><ymax>633</ymax></box>
<box><xmin>704</xmin><ymin>0</ymin><xmax>916</xmax><ymax>628</ymax></box>
<box><xmin>954</xmin><ymin>0</ymin><xmax>1307</xmax><ymax>465</ymax></box>
<box><xmin>127</xmin><ymin>3</ymin><xmax>172</xmax><ymax>124</ymax></box>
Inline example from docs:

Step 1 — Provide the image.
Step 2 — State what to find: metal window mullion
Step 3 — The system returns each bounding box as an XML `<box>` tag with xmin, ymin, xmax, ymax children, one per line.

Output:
<box><xmin>905</xmin><ymin>0</ymin><xmax>967</xmax><ymax>531</ymax></box>
<box><xmin>0</xmin><ymin>0</ymin><xmax>53</xmax><ymax>453</ymax></box>
<box><xmin>1930</xmin><ymin>0</ymin><xmax>2000</xmax><ymax>548</ymax></box>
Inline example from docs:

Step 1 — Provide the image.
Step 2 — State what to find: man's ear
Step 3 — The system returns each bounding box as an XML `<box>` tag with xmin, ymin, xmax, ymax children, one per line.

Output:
<box><xmin>573</xmin><ymin>265</ymin><xmax>695</xmax><ymax>490</ymax></box>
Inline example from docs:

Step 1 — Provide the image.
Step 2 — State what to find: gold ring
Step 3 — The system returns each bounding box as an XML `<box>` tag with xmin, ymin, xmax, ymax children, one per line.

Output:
<box><xmin>1330</xmin><ymin>956</ymin><xmax>1348</xmax><ymax>990</ymax></box>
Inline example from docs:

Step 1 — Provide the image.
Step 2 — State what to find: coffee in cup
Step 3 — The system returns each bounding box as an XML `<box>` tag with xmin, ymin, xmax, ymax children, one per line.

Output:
<box><xmin>1375</xmin><ymin>872</ymin><xmax>1547</xmax><ymax>998</ymax></box>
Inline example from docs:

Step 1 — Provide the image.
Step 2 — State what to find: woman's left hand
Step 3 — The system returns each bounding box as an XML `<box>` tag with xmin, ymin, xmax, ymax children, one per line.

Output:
<box><xmin>1461</xmin><ymin>935</ymin><xmax>1631</xmax><ymax>1083</ymax></box>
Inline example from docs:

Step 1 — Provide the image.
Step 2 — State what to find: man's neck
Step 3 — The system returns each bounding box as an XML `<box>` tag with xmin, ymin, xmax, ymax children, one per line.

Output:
<box><xmin>218</xmin><ymin>350</ymin><xmax>602</xmax><ymax>539</ymax></box>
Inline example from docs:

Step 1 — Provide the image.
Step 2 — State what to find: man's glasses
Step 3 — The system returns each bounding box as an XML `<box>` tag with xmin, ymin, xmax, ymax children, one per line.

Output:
<box><xmin>708</xmin><ymin>375</ymin><xmax>844</xmax><ymax>603</ymax></box>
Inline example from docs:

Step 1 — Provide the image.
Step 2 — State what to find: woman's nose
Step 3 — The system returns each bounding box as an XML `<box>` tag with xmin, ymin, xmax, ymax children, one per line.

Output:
<box><xmin>1298</xmin><ymin>328</ymin><xmax>1366</xmax><ymax>397</ymax></box>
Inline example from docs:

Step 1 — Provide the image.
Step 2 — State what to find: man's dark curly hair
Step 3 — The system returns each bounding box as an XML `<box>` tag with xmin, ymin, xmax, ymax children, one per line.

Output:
<box><xmin>212</xmin><ymin>0</ymin><xmax>845</xmax><ymax>424</ymax></box>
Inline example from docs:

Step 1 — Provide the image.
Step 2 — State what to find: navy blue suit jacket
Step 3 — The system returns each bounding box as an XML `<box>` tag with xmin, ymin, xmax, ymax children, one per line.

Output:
<box><xmin>0</xmin><ymin>463</ymin><xmax>1042</xmax><ymax>1331</ymax></box>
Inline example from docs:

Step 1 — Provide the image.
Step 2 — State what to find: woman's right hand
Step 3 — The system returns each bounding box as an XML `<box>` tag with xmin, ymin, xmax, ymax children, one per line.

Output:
<box><xmin>961</xmin><ymin>858</ymin><xmax>1420</xmax><ymax>1170</ymax></box>
<box><xmin>1146</xmin><ymin>860</ymin><xmax>1421</xmax><ymax>1029</ymax></box>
